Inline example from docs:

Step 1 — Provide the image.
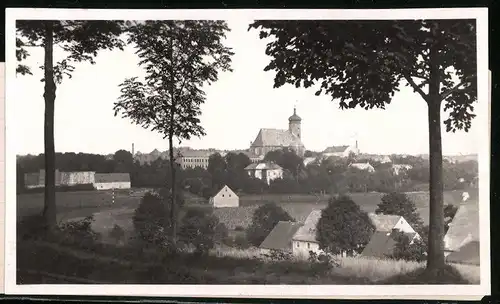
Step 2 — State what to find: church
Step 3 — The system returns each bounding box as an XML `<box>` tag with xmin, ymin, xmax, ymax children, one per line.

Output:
<box><xmin>249</xmin><ymin>108</ymin><xmax>305</xmax><ymax>157</ymax></box>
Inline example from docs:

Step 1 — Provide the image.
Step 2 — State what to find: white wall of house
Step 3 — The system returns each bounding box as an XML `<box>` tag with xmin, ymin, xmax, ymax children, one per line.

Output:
<box><xmin>62</xmin><ymin>171</ymin><xmax>96</xmax><ymax>185</ymax></box>
<box><xmin>94</xmin><ymin>181</ymin><xmax>131</xmax><ymax>190</ymax></box>
<box><xmin>292</xmin><ymin>240</ymin><xmax>323</xmax><ymax>258</ymax></box>
<box><xmin>210</xmin><ymin>185</ymin><xmax>239</xmax><ymax>208</ymax></box>
<box><xmin>265</xmin><ymin>169</ymin><xmax>283</xmax><ymax>184</ymax></box>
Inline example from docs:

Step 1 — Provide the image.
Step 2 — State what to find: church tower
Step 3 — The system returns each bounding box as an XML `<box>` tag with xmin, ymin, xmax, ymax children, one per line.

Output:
<box><xmin>288</xmin><ymin>107</ymin><xmax>302</xmax><ymax>139</ymax></box>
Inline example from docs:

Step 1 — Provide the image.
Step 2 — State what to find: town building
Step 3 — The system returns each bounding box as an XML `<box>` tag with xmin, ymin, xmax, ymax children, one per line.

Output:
<box><xmin>259</xmin><ymin>221</ymin><xmax>303</xmax><ymax>255</ymax></box>
<box><xmin>94</xmin><ymin>173</ymin><xmax>131</xmax><ymax>190</ymax></box>
<box><xmin>249</xmin><ymin>108</ymin><xmax>305</xmax><ymax>157</ymax></box>
<box><xmin>361</xmin><ymin>214</ymin><xmax>421</xmax><ymax>259</ymax></box>
<box><xmin>391</xmin><ymin>164</ymin><xmax>413</xmax><ymax>175</ymax></box>
<box><xmin>444</xmin><ymin>204</ymin><xmax>479</xmax><ymax>265</ymax></box>
<box><xmin>291</xmin><ymin>209</ymin><xmax>324</xmax><ymax>258</ymax></box>
<box><xmin>24</xmin><ymin>169</ymin><xmax>96</xmax><ymax>189</ymax></box>
<box><xmin>322</xmin><ymin>142</ymin><xmax>360</xmax><ymax>158</ymax></box>
<box><xmin>349</xmin><ymin>162</ymin><xmax>376</xmax><ymax>173</ymax></box>
<box><xmin>209</xmin><ymin>185</ymin><xmax>239</xmax><ymax>208</ymax></box>
<box><xmin>244</xmin><ymin>162</ymin><xmax>284</xmax><ymax>185</ymax></box>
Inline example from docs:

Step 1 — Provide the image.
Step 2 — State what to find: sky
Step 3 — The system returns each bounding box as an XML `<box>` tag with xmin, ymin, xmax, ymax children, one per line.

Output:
<box><xmin>13</xmin><ymin>19</ymin><xmax>481</xmax><ymax>156</ymax></box>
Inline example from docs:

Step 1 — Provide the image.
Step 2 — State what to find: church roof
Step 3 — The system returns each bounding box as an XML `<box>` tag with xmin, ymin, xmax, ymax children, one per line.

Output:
<box><xmin>251</xmin><ymin>128</ymin><xmax>303</xmax><ymax>148</ymax></box>
<box><xmin>323</xmin><ymin>145</ymin><xmax>350</xmax><ymax>153</ymax></box>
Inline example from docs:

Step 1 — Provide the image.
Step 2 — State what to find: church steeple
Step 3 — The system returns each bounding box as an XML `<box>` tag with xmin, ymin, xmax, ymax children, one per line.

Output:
<box><xmin>288</xmin><ymin>107</ymin><xmax>301</xmax><ymax>139</ymax></box>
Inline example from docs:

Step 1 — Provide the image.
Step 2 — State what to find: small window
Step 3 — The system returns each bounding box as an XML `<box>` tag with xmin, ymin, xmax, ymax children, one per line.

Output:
<box><xmin>296</xmin><ymin>242</ymin><xmax>299</xmax><ymax>248</ymax></box>
<box><xmin>222</xmin><ymin>194</ymin><xmax>224</xmax><ymax>197</ymax></box>
<box><xmin>307</xmin><ymin>243</ymin><xmax>310</xmax><ymax>249</ymax></box>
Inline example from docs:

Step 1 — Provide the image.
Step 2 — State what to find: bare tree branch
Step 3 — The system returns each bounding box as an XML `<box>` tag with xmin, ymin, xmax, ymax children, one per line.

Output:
<box><xmin>403</xmin><ymin>73</ymin><xmax>429</xmax><ymax>103</ymax></box>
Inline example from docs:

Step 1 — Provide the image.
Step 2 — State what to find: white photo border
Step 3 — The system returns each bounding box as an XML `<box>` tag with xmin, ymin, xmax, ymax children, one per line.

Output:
<box><xmin>4</xmin><ymin>7</ymin><xmax>490</xmax><ymax>299</ymax></box>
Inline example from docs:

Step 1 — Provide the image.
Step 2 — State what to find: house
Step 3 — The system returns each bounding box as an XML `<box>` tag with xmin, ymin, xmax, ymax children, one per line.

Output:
<box><xmin>24</xmin><ymin>169</ymin><xmax>96</xmax><ymax>189</ymax></box>
<box><xmin>94</xmin><ymin>173</ymin><xmax>131</xmax><ymax>190</ymax></box>
<box><xmin>322</xmin><ymin>142</ymin><xmax>360</xmax><ymax>158</ymax></box>
<box><xmin>391</xmin><ymin>164</ymin><xmax>413</xmax><ymax>175</ymax></box>
<box><xmin>209</xmin><ymin>185</ymin><xmax>239</xmax><ymax>208</ymax></box>
<box><xmin>349</xmin><ymin>162</ymin><xmax>375</xmax><ymax>173</ymax></box>
<box><xmin>368</xmin><ymin>213</ymin><xmax>419</xmax><ymax>235</ymax></box>
<box><xmin>244</xmin><ymin>162</ymin><xmax>284</xmax><ymax>185</ymax></box>
<box><xmin>361</xmin><ymin>230</ymin><xmax>418</xmax><ymax>259</ymax></box>
<box><xmin>259</xmin><ymin>221</ymin><xmax>303</xmax><ymax>255</ymax></box>
<box><xmin>291</xmin><ymin>209</ymin><xmax>324</xmax><ymax>258</ymax></box>
<box><xmin>249</xmin><ymin>108</ymin><xmax>305</xmax><ymax>157</ymax></box>
<box><xmin>361</xmin><ymin>214</ymin><xmax>421</xmax><ymax>258</ymax></box>
<box><xmin>443</xmin><ymin>204</ymin><xmax>479</xmax><ymax>265</ymax></box>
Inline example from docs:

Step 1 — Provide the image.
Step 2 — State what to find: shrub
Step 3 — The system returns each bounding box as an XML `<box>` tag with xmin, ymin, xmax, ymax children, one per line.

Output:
<box><xmin>214</xmin><ymin>223</ymin><xmax>229</xmax><ymax>244</ymax></box>
<box><xmin>308</xmin><ymin>251</ymin><xmax>339</xmax><ymax>277</ymax></box>
<box><xmin>234</xmin><ymin>234</ymin><xmax>250</xmax><ymax>249</ymax></box>
<box><xmin>133</xmin><ymin>192</ymin><xmax>171</xmax><ymax>245</ymax></box>
<box><xmin>58</xmin><ymin>216</ymin><xmax>101</xmax><ymax>248</ymax></box>
<box><xmin>387</xmin><ymin>230</ymin><xmax>427</xmax><ymax>262</ymax></box>
<box><xmin>17</xmin><ymin>214</ymin><xmax>48</xmax><ymax>240</ymax></box>
<box><xmin>261</xmin><ymin>249</ymin><xmax>293</xmax><ymax>261</ymax></box>
<box><xmin>234</xmin><ymin>225</ymin><xmax>245</xmax><ymax>232</ymax></box>
<box><xmin>109</xmin><ymin>224</ymin><xmax>126</xmax><ymax>243</ymax></box>
<box><xmin>179</xmin><ymin>207</ymin><xmax>219</xmax><ymax>255</ymax></box>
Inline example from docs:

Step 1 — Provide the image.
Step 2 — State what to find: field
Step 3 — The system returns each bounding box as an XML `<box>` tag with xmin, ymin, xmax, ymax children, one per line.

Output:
<box><xmin>16</xmin><ymin>188</ymin><xmax>479</xmax><ymax>240</ymax></box>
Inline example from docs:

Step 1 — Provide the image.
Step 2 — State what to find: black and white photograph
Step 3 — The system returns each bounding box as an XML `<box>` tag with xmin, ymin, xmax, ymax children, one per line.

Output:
<box><xmin>5</xmin><ymin>8</ymin><xmax>490</xmax><ymax>298</ymax></box>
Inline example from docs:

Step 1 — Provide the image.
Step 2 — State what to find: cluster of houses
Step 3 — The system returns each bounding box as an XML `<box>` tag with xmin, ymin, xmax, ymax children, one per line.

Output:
<box><xmin>23</xmin><ymin>169</ymin><xmax>131</xmax><ymax>191</ymax></box>
<box><xmin>258</xmin><ymin>204</ymin><xmax>479</xmax><ymax>264</ymax></box>
<box><xmin>206</xmin><ymin>183</ymin><xmax>479</xmax><ymax>265</ymax></box>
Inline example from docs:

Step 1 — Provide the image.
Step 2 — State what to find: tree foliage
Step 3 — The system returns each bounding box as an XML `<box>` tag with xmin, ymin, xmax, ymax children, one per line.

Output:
<box><xmin>179</xmin><ymin>207</ymin><xmax>220</xmax><ymax>255</ymax></box>
<box><xmin>113</xmin><ymin>21</ymin><xmax>233</xmax><ymax>242</ymax></box>
<box><xmin>246</xmin><ymin>202</ymin><xmax>294</xmax><ymax>246</ymax></box>
<box><xmin>249</xmin><ymin>19</ymin><xmax>477</xmax><ymax>271</ymax></box>
<box><xmin>375</xmin><ymin>192</ymin><xmax>425</xmax><ymax>232</ymax></box>
<box><xmin>388</xmin><ymin>230</ymin><xmax>428</xmax><ymax>262</ymax></box>
<box><xmin>316</xmin><ymin>195</ymin><xmax>375</xmax><ymax>255</ymax></box>
<box><xmin>16</xmin><ymin>20</ymin><xmax>127</xmax><ymax>231</ymax></box>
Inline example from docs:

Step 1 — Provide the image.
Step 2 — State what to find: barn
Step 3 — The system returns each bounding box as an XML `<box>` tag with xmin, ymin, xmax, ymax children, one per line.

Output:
<box><xmin>209</xmin><ymin>185</ymin><xmax>239</xmax><ymax>208</ymax></box>
<box><xmin>93</xmin><ymin>173</ymin><xmax>131</xmax><ymax>190</ymax></box>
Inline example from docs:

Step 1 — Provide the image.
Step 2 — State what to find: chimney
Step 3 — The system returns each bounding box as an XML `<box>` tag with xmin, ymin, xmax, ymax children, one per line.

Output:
<box><xmin>132</xmin><ymin>143</ymin><xmax>135</xmax><ymax>156</ymax></box>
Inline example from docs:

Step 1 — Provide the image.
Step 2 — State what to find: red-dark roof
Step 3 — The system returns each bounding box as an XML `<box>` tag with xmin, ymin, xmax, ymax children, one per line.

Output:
<box><xmin>260</xmin><ymin>221</ymin><xmax>303</xmax><ymax>251</ymax></box>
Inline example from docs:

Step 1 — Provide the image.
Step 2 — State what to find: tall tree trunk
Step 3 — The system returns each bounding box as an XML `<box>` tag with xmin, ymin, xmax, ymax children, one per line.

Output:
<box><xmin>426</xmin><ymin>46</ymin><xmax>446</xmax><ymax>272</ymax></box>
<box><xmin>42</xmin><ymin>21</ymin><xmax>57</xmax><ymax>233</ymax></box>
<box><xmin>168</xmin><ymin>134</ymin><xmax>177</xmax><ymax>245</ymax></box>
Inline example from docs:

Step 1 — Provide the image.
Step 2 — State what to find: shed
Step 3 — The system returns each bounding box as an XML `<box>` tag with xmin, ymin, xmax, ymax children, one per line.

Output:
<box><xmin>259</xmin><ymin>221</ymin><xmax>303</xmax><ymax>255</ymax></box>
<box><xmin>209</xmin><ymin>185</ymin><xmax>239</xmax><ymax>208</ymax></box>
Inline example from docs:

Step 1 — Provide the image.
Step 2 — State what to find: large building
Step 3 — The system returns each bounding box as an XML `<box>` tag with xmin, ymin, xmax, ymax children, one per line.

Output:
<box><xmin>250</xmin><ymin>108</ymin><xmax>305</xmax><ymax>157</ymax></box>
<box><xmin>23</xmin><ymin>169</ymin><xmax>131</xmax><ymax>190</ymax></box>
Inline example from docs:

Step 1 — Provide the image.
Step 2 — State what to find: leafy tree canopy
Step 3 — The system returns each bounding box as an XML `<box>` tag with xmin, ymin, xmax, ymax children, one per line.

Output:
<box><xmin>316</xmin><ymin>195</ymin><xmax>375</xmax><ymax>255</ymax></box>
<box><xmin>375</xmin><ymin>192</ymin><xmax>425</xmax><ymax>232</ymax></box>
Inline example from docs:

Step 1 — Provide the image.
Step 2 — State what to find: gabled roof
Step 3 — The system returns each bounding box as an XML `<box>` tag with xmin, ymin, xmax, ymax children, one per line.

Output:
<box><xmin>444</xmin><ymin>204</ymin><xmax>479</xmax><ymax>252</ymax></box>
<box><xmin>368</xmin><ymin>213</ymin><xmax>401</xmax><ymax>232</ymax></box>
<box><xmin>323</xmin><ymin>145</ymin><xmax>350</xmax><ymax>153</ymax></box>
<box><xmin>259</xmin><ymin>221</ymin><xmax>303</xmax><ymax>250</ymax></box>
<box><xmin>94</xmin><ymin>173</ymin><xmax>131</xmax><ymax>183</ymax></box>
<box><xmin>244</xmin><ymin>162</ymin><xmax>283</xmax><ymax>171</ymax></box>
<box><xmin>445</xmin><ymin>240</ymin><xmax>480</xmax><ymax>265</ymax></box>
<box><xmin>211</xmin><ymin>184</ymin><xmax>238</xmax><ymax>199</ymax></box>
<box><xmin>292</xmin><ymin>209</ymin><xmax>322</xmax><ymax>242</ymax></box>
<box><xmin>361</xmin><ymin>230</ymin><xmax>417</xmax><ymax>258</ymax></box>
<box><xmin>251</xmin><ymin>128</ymin><xmax>303</xmax><ymax>148</ymax></box>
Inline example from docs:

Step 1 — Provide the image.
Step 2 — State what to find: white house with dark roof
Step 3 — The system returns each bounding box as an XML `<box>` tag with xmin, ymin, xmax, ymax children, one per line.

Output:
<box><xmin>209</xmin><ymin>185</ymin><xmax>239</xmax><ymax>208</ymax></box>
<box><xmin>368</xmin><ymin>213</ymin><xmax>418</xmax><ymax>235</ymax></box>
<box><xmin>259</xmin><ymin>221</ymin><xmax>303</xmax><ymax>255</ymax></box>
<box><xmin>349</xmin><ymin>162</ymin><xmax>376</xmax><ymax>173</ymax></box>
<box><xmin>94</xmin><ymin>173</ymin><xmax>131</xmax><ymax>190</ymax></box>
<box><xmin>291</xmin><ymin>209</ymin><xmax>324</xmax><ymax>258</ymax></box>
<box><xmin>250</xmin><ymin>108</ymin><xmax>305</xmax><ymax>157</ymax></box>
<box><xmin>244</xmin><ymin>162</ymin><xmax>284</xmax><ymax>185</ymax></box>
<box><xmin>322</xmin><ymin>142</ymin><xmax>360</xmax><ymax>158</ymax></box>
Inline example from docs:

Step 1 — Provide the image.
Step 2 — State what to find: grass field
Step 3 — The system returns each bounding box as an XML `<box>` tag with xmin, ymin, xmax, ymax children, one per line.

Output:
<box><xmin>17</xmin><ymin>188</ymin><xmax>479</xmax><ymax>239</ymax></box>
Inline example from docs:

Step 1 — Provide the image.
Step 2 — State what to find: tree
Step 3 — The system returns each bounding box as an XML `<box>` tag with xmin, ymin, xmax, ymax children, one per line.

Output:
<box><xmin>113</xmin><ymin>149</ymin><xmax>134</xmax><ymax>173</ymax></box>
<box><xmin>246</xmin><ymin>202</ymin><xmax>294</xmax><ymax>246</ymax></box>
<box><xmin>375</xmin><ymin>192</ymin><xmax>425</xmax><ymax>233</ymax></box>
<box><xmin>444</xmin><ymin>203</ymin><xmax>459</xmax><ymax>234</ymax></box>
<box><xmin>207</xmin><ymin>153</ymin><xmax>228</xmax><ymax>193</ymax></box>
<box><xmin>16</xmin><ymin>20</ymin><xmax>127</xmax><ymax>232</ymax></box>
<box><xmin>316</xmin><ymin>195</ymin><xmax>375</xmax><ymax>256</ymax></box>
<box><xmin>264</xmin><ymin>148</ymin><xmax>304</xmax><ymax>180</ymax></box>
<box><xmin>133</xmin><ymin>192</ymin><xmax>171</xmax><ymax>246</ymax></box>
<box><xmin>250</xmin><ymin>20</ymin><xmax>476</xmax><ymax>272</ymax></box>
<box><xmin>114</xmin><ymin>21</ymin><xmax>233</xmax><ymax>244</ymax></box>
<box><xmin>179</xmin><ymin>207</ymin><xmax>220</xmax><ymax>255</ymax></box>
<box><xmin>389</xmin><ymin>230</ymin><xmax>428</xmax><ymax>262</ymax></box>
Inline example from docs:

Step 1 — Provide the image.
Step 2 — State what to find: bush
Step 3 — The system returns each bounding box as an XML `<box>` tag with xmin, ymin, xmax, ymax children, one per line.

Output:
<box><xmin>261</xmin><ymin>249</ymin><xmax>293</xmax><ymax>261</ymax></box>
<box><xmin>234</xmin><ymin>225</ymin><xmax>245</xmax><ymax>232</ymax></box>
<box><xmin>234</xmin><ymin>234</ymin><xmax>250</xmax><ymax>249</ymax></box>
<box><xmin>308</xmin><ymin>251</ymin><xmax>339</xmax><ymax>277</ymax></box>
<box><xmin>179</xmin><ymin>207</ymin><xmax>219</xmax><ymax>255</ymax></box>
<box><xmin>214</xmin><ymin>223</ymin><xmax>229</xmax><ymax>245</ymax></box>
<box><xmin>387</xmin><ymin>230</ymin><xmax>427</xmax><ymax>262</ymax></box>
<box><xmin>58</xmin><ymin>216</ymin><xmax>101</xmax><ymax>248</ymax></box>
<box><xmin>17</xmin><ymin>214</ymin><xmax>49</xmax><ymax>240</ymax></box>
<box><xmin>133</xmin><ymin>191</ymin><xmax>171</xmax><ymax>246</ymax></box>
<box><xmin>109</xmin><ymin>224</ymin><xmax>126</xmax><ymax>243</ymax></box>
